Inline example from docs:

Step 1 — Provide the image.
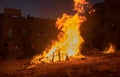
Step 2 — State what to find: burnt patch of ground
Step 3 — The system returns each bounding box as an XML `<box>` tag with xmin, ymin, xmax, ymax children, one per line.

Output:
<box><xmin>0</xmin><ymin>52</ymin><xmax>120</xmax><ymax>77</ymax></box>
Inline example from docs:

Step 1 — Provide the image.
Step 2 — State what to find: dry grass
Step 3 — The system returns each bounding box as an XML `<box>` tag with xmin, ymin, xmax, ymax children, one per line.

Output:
<box><xmin>0</xmin><ymin>52</ymin><xmax>120</xmax><ymax>77</ymax></box>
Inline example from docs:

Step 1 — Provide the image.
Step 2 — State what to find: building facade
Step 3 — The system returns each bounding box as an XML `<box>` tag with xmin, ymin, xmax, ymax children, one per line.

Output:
<box><xmin>105</xmin><ymin>0</ymin><xmax>120</xmax><ymax>49</ymax></box>
<box><xmin>0</xmin><ymin>8</ymin><xmax>58</xmax><ymax>59</ymax></box>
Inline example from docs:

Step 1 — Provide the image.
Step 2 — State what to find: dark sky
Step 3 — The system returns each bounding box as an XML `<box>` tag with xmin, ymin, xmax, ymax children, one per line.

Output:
<box><xmin>0</xmin><ymin>0</ymin><xmax>104</xmax><ymax>19</ymax></box>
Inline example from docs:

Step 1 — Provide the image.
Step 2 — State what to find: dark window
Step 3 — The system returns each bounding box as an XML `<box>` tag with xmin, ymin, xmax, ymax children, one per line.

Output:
<box><xmin>8</xmin><ymin>28</ymin><xmax>12</xmax><ymax>37</ymax></box>
<box><xmin>22</xmin><ymin>30</ymin><xmax>28</xmax><ymax>37</ymax></box>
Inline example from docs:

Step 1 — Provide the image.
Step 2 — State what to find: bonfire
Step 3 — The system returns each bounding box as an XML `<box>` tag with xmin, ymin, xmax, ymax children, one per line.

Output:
<box><xmin>31</xmin><ymin>0</ymin><xmax>89</xmax><ymax>64</ymax></box>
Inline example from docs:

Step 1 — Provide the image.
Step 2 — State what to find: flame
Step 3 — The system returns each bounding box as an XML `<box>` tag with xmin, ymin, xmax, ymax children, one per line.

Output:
<box><xmin>74</xmin><ymin>0</ymin><xmax>88</xmax><ymax>13</ymax></box>
<box><xmin>103</xmin><ymin>43</ymin><xmax>115</xmax><ymax>54</ymax></box>
<box><xmin>88</xmin><ymin>9</ymin><xmax>95</xmax><ymax>14</ymax></box>
<box><xmin>31</xmin><ymin>0</ymin><xmax>88</xmax><ymax>64</ymax></box>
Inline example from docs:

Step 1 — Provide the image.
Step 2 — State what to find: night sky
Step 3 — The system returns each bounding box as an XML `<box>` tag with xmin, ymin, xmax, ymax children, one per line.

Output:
<box><xmin>0</xmin><ymin>0</ymin><xmax>104</xmax><ymax>19</ymax></box>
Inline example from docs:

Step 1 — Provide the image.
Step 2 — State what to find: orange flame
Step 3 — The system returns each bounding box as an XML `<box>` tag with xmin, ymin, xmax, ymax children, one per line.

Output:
<box><xmin>74</xmin><ymin>0</ymin><xmax>88</xmax><ymax>13</ymax></box>
<box><xmin>31</xmin><ymin>0</ymin><xmax>88</xmax><ymax>64</ymax></box>
<box><xmin>88</xmin><ymin>9</ymin><xmax>95</xmax><ymax>14</ymax></box>
<box><xmin>103</xmin><ymin>43</ymin><xmax>115</xmax><ymax>54</ymax></box>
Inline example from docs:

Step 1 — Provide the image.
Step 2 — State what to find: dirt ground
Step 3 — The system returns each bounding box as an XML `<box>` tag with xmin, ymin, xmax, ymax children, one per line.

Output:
<box><xmin>0</xmin><ymin>52</ymin><xmax>120</xmax><ymax>77</ymax></box>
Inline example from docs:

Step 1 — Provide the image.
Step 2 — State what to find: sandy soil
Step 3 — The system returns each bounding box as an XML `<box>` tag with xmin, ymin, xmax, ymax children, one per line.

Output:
<box><xmin>0</xmin><ymin>52</ymin><xmax>120</xmax><ymax>77</ymax></box>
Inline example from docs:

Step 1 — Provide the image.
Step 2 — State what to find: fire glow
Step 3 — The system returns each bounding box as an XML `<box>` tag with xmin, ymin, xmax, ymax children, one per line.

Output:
<box><xmin>31</xmin><ymin>0</ymin><xmax>88</xmax><ymax>64</ymax></box>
